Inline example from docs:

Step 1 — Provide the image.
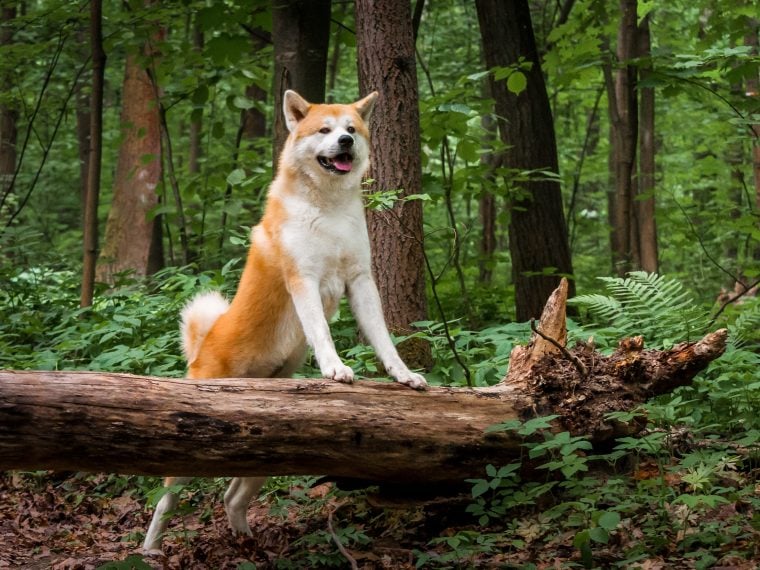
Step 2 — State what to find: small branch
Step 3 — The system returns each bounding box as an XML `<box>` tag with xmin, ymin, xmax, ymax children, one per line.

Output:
<box><xmin>372</xmin><ymin>202</ymin><xmax>472</xmax><ymax>386</ymax></box>
<box><xmin>709</xmin><ymin>276</ymin><xmax>760</xmax><ymax>327</ymax></box>
<box><xmin>669</xmin><ymin>190</ymin><xmax>741</xmax><ymax>285</ymax></box>
<box><xmin>4</xmin><ymin>49</ymin><xmax>88</xmax><ymax>230</ymax></box>
<box><xmin>327</xmin><ymin>506</ymin><xmax>358</xmax><ymax>570</ymax></box>
<box><xmin>530</xmin><ymin>318</ymin><xmax>588</xmax><ymax>378</ymax></box>
<box><xmin>412</xmin><ymin>0</ymin><xmax>425</xmax><ymax>43</ymax></box>
<box><xmin>0</xmin><ymin>30</ymin><xmax>68</xmax><ymax>217</ymax></box>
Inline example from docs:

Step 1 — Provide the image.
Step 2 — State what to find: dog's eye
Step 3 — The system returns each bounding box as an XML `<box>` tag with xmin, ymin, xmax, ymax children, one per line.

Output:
<box><xmin>346</xmin><ymin>126</ymin><xmax>356</xmax><ymax>134</ymax></box>
<box><xmin>319</xmin><ymin>127</ymin><xmax>331</xmax><ymax>134</ymax></box>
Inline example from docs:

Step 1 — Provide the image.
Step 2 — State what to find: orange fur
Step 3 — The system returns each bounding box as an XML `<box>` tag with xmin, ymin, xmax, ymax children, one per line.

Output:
<box><xmin>188</xmin><ymin>195</ymin><xmax>301</xmax><ymax>380</ymax></box>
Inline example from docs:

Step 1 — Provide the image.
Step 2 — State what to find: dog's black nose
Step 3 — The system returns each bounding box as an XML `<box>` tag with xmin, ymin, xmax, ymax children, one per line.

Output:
<box><xmin>338</xmin><ymin>134</ymin><xmax>354</xmax><ymax>148</ymax></box>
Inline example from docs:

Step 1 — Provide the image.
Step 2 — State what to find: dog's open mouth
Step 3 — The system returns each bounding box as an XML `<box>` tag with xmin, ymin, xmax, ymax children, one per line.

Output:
<box><xmin>318</xmin><ymin>153</ymin><xmax>354</xmax><ymax>174</ymax></box>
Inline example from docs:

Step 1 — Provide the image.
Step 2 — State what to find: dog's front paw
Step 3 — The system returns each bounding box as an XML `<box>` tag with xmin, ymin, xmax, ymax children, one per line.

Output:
<box><xmin>395</xmin><ymin>372</ymin><xmax>428</xmax><ymax>391</ymax></box>
<box><xmin>322</xmin><ymin>363</ymin><xmax>355</xmax><ymax>383</ymax></box>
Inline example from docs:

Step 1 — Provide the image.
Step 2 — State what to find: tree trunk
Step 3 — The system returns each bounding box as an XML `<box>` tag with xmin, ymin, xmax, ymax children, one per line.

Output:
<box><xmin>746</xmin><ymin>20</ymin><xmax>760</xmax><ymax>239</ymax></box>
<box><xmin>326</xmin><ymin>1</ymin><xmax>348</xmax><ymax>102</ymax></box>
<box><xmin>637</xmin><ymin>13</ymin><xmax>658</xmax><ymax>273</ymax></box>
<box><xmin>271</xmin><ymin>0</ymin><xmax>331</xmax><ymax>169</ymax></box>
<box><xmin>0</xmin><ymin>281</ymin><xmax>727</xmax><ymax>482</ymax></box>
<box><xmin>356</xmin><ymin>0</ymin><xmax>431</xmax><ymax>369</ymax></box>
<box><xmin>96</xmin><ymin>38</ymin><xmax>162</xmax><ymax>282</ymax></box>
<box><xmin>478</xmin><ymin>110</ymin><xmax>498</xmax><ymax>285</ymax></box>
<box><xmin>475</xmin><ymin>0</ymin><xmax>575</xmax><ymax>321</ymax></box>
<box><xmin>605</xmin><ymin>0</ymin><xmax>638</xmax><ymax>275</ymax></box>
<box><xmin>187</xmin><ymin>23</ymin><xmax>203</xmax><ymax>176</ymax></box>
<box><xmin>0</xmin><ymin>2</ymin><xmax>17</xmax><ymax>219</ymax></box>
<box><xmin>80</xmin><ymin>0</ymin><xmax>105</xmax><ymax>308</ymax></box>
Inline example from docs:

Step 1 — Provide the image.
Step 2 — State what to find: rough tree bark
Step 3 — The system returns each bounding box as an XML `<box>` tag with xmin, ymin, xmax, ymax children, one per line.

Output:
<box><xmin>356</xmin><ymin>0</ymin><xmax>431</xmax><ymax>369</ymax></box>
<box><xmin>475</xmin><ymin>0</ymin><xmax>576</xmax><ymax>321</ymax></box>
<box><xmin>80</xmin><ymin>0</ymin><xmax>105</xmax><ymax>308</ymax></box>
<box><xmin>96</xmin><ymin>28</ymin><xmax>163</xmax><ymax>283</ymax></box>
<box><xmin>0</xmin><ymin>280</ymin><xmax>727</xmax><ymax>482</ymax></box>
<box><xmin>271</xmin><ymin>0</ymin><xmax>331</xmax><ymax>168</ymax></box>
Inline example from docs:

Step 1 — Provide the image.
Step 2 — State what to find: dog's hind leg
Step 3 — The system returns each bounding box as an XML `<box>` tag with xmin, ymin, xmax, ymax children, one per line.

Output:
<box><xmin>224</xmin><ymin>476</ymin><xmax>267</xmax><ymax>535</ymax></box>
<box><xmin>142</xmin><ymin>476</ymin><xmax>193</xmax><ymax>553</ymax></box>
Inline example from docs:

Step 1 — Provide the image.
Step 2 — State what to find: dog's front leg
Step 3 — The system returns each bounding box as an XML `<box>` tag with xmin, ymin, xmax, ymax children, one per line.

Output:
<box><xmin>289</xmin><ymin>278</ymin><xmax>354</xmax><ymax>382</ymax></box>
<box><xmin>348</xmin><ymin>274</ymin><xmax>427</xmax><ymax>390</ymax></box>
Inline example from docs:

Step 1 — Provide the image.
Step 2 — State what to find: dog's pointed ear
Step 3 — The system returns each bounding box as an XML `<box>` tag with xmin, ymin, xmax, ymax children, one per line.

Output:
<box><xmin>283</xmin><ymin>90</ymin><xmax>311</xmax><ymax>132</ymax></box>
<box><xmin>354</xmin><ymin>91</ymin><xmax>379</xmax><ymax>123</ymax></box>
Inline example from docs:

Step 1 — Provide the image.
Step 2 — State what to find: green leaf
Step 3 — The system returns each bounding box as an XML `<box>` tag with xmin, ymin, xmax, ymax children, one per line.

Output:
<box><xmin>471</xmin><ymin>480</ymin><xmax>489</xmax><ymax>498</ymax></box>
<box><xmin>226</xmin><ymin>168</ymin><xmax>247</xmax><ymax>186</ymax></box>
<box><xmin>191</xmin><ymin>85</ymin><xmax>209</xmax><ymax>105</ymax></box>
<box><xmin>597</xmin><ymin>511</ymin><xmax>621</xmax><ymax>531</ymax></box>
<box><xmin>588</xmin><ymin>526</ymin><xmax>609</xmax><ymax>544</ymax></box>
<box><xmin>233</xmin><ymin>95</ymin><xmax>256</xmax><ymax>110</ymax></box>
<box><xmin>507</xmin><ymin>71</ymin><xmax>528</xmax><ymax>95</ymax></box>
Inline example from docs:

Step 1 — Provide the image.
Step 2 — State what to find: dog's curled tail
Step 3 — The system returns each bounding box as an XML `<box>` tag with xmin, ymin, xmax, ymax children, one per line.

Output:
<box><xmin>180</xmin><ymin>291</ymin><xmax>230</xmax><ymax>364</ymax></box>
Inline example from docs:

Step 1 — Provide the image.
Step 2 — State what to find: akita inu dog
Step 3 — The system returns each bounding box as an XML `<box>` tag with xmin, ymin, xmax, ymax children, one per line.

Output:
<box><xmin>142</xmin><ymin>90</ymin><xmax>427</xmax><ymax>552</ymax></box>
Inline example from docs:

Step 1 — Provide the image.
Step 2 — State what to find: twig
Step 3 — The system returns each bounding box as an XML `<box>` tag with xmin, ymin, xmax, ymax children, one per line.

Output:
<box><xmin>0</xmin><ymin>30</ymin><xmax>68</xmax><ymax>217</ymax></box>
<box><xmin>327</xmin><ymin>507</ymin><xmax>358</xmax><ymax>570</ymax></box>
<box><xmin>4</xmin><ymin>46</ymin><xmax>88</xmax><ymax>230</ymax></box>
<box><xmin>530</xmin><ymin>318</ymin><xmax>588</xmax><ymax>378</ymax></box>
<box><xmin>371</xmin><ymin>203</ymin><xmax>472</xmax><ymax>386</ymax></box>
<box><xmin>709</xmin><ymin>275</ymin><xmax>760</xmax><ymax>327</ymax></box>
<box><xmin>669</xmin><ymin>190</ymin><xmax>741</xmax><ymax>285</ymax></box>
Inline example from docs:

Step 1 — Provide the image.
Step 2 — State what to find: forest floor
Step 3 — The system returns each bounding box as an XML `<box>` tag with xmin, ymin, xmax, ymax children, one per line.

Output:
<box><xmin>0</xmin><ymin>470</ymin><xmax>758</xmax><ymax>569</ymax></box>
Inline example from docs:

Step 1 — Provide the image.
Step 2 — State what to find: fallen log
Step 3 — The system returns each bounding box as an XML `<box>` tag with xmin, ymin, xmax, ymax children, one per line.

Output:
<box><xmin>0</xmin><ymin>280</ymin><xmax>727</xmax><ymax>483</ymax></box>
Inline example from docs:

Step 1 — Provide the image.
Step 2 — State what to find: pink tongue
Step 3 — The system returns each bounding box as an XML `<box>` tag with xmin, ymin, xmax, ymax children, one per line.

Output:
<box><xmin>333</xmin><ymin>158</ymin><xmax>353</xmax><ymax>172</ymax></box>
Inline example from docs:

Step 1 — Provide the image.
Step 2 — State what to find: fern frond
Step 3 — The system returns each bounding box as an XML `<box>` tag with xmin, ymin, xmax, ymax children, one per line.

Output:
<box><xmin>729</xmin><ymin>299</ymin><xmax>760</xmax><ymax>348</ymax></box>
<box><xmin>571</xmin><ymin>272</ymin><xmax>709</xmax><ymax>346</ymax></box>
<box><xmin>569</xmin><ymin>293</ymin><xmax>629</xmax><ymax>329</ymax></box>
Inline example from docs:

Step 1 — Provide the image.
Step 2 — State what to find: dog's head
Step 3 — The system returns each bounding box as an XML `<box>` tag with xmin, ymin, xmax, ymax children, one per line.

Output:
<box><xmin>280</xmin><ymin>90</ymin><xmax>378</xmax><ymax>185</ymax></box>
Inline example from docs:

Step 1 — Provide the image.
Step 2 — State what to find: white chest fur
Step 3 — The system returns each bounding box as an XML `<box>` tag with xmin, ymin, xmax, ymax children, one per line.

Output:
<box><xmin>280</xmin><ymin>193</ymin><xmax>372</xmax><ymax>315</ymax></box>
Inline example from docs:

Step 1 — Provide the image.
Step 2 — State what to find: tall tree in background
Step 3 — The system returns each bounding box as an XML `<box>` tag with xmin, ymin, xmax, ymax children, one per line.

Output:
<box><xmin>187</xmin><ymin>20</ymin><xmax>203</xmax><ymax>177</ymax></box>
<box><xmin>356</xmin><ymin>0</ymin><xmax>431</xmax><ymax>369</ymax></box>
<box><xmin>80</xmin><ymin>0</ymin><xmax>105</xmax><ymax>308</ymax></box>
<box><xmin>605</xmin><ymin>0</ymin><xmax>638</xmax><ymax>275</ymax></box>
<box><xmin>637</xmin><ymin>12</ymin><xmax>658</xmax><ymax>273</ymax></box>
<box><xmin>604</xmin><ymin>2</ymin><xmax>660</xmax><ymax>275</ymax></box>
<box><xmin>475</xmin><ymin>0</ymin><xmax>575</xmax><ymax>321</ymax></box>
<box><xmin>271</xmin><ymin>0</ymin><xmax>330</xmax><ymax>167</ymax></box>
<box><xmin>0</xmin><ymin>1</ymin><xmax>17</xmax><ymax>215</ymax></box>
<box><xmin>96</xmin><ymin>22</ymin><xmax>164</xmax><ymax>282</ymax></box>
<box><xmin>747</xmin><ymin>18</ymin><xmax>760</xmax><ymax>218</ymax></box>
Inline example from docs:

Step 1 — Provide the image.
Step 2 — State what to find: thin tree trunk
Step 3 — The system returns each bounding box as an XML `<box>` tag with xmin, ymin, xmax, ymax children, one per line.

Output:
<box><xmin>637</xmin><ymin>13</ymin><xmax>658</xmax><ymax>273</ymax></box>
<box><xmin>475</xmin><ymin>0</ymin><xmax>575</xmax><ymax>321</ymax></box>
<box><xmin>0</xmin><ymin>3</ymin><xmax>17</xmax><ymax>219</ymax></box>
<box><xmin>326</xmin><ymin>1</ymin><xmax>347</xmax><ymax>102</ymax></box>
<box><xmin>478</xmin><ymin>110</ymin><xmax>498</xmax><ymax>284</ymax></box>
<box><xmin>188</xmin><ymin>24</ymin><xmax>203</xmax><ymax>176</ymax></box>
<box><xmin>746</xmin><ymin>20</ymin><xmax>760</xmax><ymax>241</ymax></box>
<box><xmin>80</xmin><ymin>0</ymin><xmax>105</xmax><ymax>308</ymax></box>
<box><xmin>271</xmin><ymin>0</ymin><xmax>331</xmax><ymax>169</ymax></box>
<box><xmin>356</xmin><ymin>0</ymin><xmax>431</xmax><ymax>369</ymax></box>
<box><xmin>606</xmin><ymin>0</ymin><xmax>638</xmax><ymax>275</ymax></box>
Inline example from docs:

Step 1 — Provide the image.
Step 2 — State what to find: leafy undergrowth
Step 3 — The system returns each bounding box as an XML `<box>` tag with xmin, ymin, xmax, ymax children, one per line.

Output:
<box><xmin>1</xmin><ymin>454</ymin><xmax>758</xmax><ymax>570</ymax></box>
<box><xmin>2</xmin><ymin>270</ymin><xmax>760</xmax><ymax>568</ymax></box>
